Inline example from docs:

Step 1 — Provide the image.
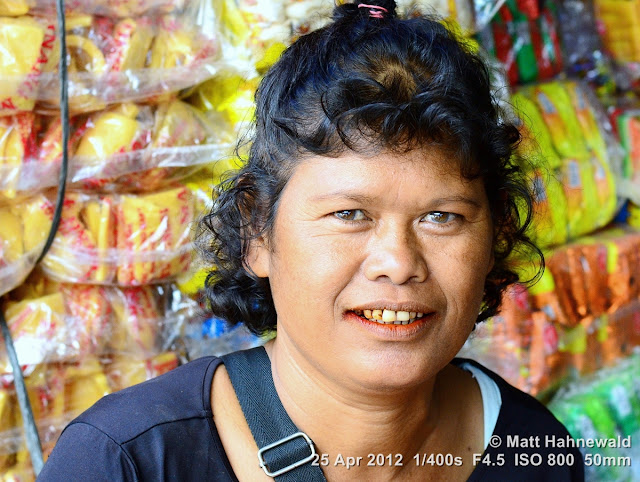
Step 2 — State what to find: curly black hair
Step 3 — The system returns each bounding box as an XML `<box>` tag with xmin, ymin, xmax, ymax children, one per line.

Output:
<box><xmin>197</xmin><ymin>0</ymin><xmax>542</xmax><ymax>335</ymax></box>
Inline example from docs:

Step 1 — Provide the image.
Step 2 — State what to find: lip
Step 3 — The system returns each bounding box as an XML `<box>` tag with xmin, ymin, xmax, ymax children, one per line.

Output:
<box><xmin>344</xmin><ymin>310</ymin><xmax>437</xmax><ymax>340</ymax></box>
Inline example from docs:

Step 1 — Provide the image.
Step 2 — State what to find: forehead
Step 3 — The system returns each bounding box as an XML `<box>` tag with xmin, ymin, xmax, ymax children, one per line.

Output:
<box><xmin>288</xmin><ymin>147</ymin><xmax>479</xmax><ymax>196</ymax></box>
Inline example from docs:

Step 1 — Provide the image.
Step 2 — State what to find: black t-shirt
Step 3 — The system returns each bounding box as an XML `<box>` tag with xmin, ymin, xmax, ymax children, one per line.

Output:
<box><xmin>37</xmin><ymin>356</ymin><xmax>584</xmax><ymax>481</ymax></box>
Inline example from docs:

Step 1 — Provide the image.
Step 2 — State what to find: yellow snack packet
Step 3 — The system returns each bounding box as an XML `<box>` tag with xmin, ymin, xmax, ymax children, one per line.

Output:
<box><xmin>0</xmin><ymin>206</ymin><xmax>23</xmax><ymax>265</ymax></box>
<box><xmin>62</xmin><ymin>284</ymin><xmax>112</xmax><ymax>358</ymax></box>
<box><xmin>530</xmin><ymin>82</ymin><xmax>591</xmax><ymax>161</ymax></box>
<box><xmin>41</xmin><ymin>193</ymin><xmax>102</xmax><ymax>283</ymax></box>
<box><xmin>81</xmin><ymin>196</ymin><xmax>115</xmax><ymax>283</ymax></box>
<box><xmin>2</xmin><ymin>112</ymin><xmax>37</xmax><ymax>198</ymax></box>
<box><xmin>525</xmin><ymin>169</ymin><xmax>568</xmax><ymax>248</ymax></box>
<box><xmin>107</xmin><ymin>18</ymin><xmax>154</xmax><ymax>72</ymax></box>
<box><xmin>0</xmin><ymin>390</ymin><xmax>15</xmax><ymax>472</ymax></box>
<box><xmin>105</xmin><ymin>351</ymin><xmax>179</xmax><ymax>392</ymax></box>
<box><xmin>512</xmin><ymin>92</ymin><xmax>563</xmax><ymax>170</ymax></box>
<box><xmin>116</xmin><ymin>187</ymin><xmax>193</xmax><ymax>285</ymax></box>
<box><xmin>565</xmin><ymin>81</ymin><xmax>608</xmax><ymax>164</ymax></box>
<box><xmin>561</xmin><ymin>159</ymin><xmax>598</xmax><ymax>239</ymax></box>
<box><xmin>0</xmin><ymin>16</ymin><xmax>45</xmax><ymax>114</ymax></box>
<box><xmin>64</xmin><ymin>357</ymin><xmax>111</xmax><ymax>415</ymax></box>
<box><xmin>0</xmin><ymin>0</ymin><xmax>29</xmax><ymax>16</ymax></box>
<box><xmin>4</xmin><ymin>292</ymin><xmax>67</xmax><ymax>366</ymax></box>
<box><xmin>109</xmin><ymin>286</ymin><xmax>159</xmax><ymax>355</ymax></box>
<box><xmin>75</xmin><ymin>104</ymin><xmax>140</xmax><ymax>159</ymax></box>
<box><xmin>17</xmin><ymin>194</ymin><xmax>51</xmax><ymax>254</ymax></box>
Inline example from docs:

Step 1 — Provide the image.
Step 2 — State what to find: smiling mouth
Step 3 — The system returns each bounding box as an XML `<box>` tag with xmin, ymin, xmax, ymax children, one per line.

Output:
<box><xmin>351</xmin><ymin>309</ymin><xmax>428</xmax><ymax>325</ymax></box>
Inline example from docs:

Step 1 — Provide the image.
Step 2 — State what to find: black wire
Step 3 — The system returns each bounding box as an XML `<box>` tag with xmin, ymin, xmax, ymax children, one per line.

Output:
<box><xmin>0</xmin><ymin>0</ymin><xmax>69</xmax><ymax>475</ymax></box>
<box><xmin>36</xmin><ymin>0</ymin><xmax>69</xmax><ymax>266</ymax></box>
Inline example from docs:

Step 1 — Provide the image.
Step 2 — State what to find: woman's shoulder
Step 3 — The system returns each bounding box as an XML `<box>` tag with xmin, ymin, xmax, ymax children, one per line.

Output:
<box><xmin>72</xmin><ymin>355</ymin><xmax>223</xmax><ymax>444</ymax></box>
<box><xmin>453</xmin><ymin>357</ymin><xmax>574</xmax><ymax>437</ymax></box>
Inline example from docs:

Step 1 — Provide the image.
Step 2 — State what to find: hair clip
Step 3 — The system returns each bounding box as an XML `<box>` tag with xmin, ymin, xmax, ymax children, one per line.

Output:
<box><xmin>357</xmin><ymin>3</ymin><xmax>388</xmax><ymax>18</ymax></box>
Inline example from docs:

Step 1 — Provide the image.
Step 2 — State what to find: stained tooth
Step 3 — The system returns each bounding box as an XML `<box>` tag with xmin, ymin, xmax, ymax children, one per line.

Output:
<box><xmin>410</xmin><ymin>312</ymin><xmax>416</xmax><ymax>319</ymax></box>
<box><xmin>364</xmin><ymin>310</ymin><xmax>372</xmax><ymax>319</ymax></box>
<box><xmin>402</xmin><ymin>320</ymin><xmax>409</xmax><ymax>325</ymax></box>
<box><xmin>382</xmin><ymin>310</ymin><xmax>396</xmax><ymax>322</ymax></box>
<box><xmin>417</xmin><ymin>312</ymin><xmax>424</xmax><ymax>318</ymax></box>
<box><xmin>396</xmin><ymin>311</ymin><xmax>410</xmax><ymax>321</ymax></box>
<box><xmin>372</xmin><ymin>310</ymin><xmax>383</xmax><ymax>320</ymax></box>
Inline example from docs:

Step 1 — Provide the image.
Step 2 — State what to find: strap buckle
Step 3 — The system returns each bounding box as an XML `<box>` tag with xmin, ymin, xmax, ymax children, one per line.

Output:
<box><xmin>257</xmin><ymin>431</ymin><xmax>317</xmax><ymax>477</ymax></box>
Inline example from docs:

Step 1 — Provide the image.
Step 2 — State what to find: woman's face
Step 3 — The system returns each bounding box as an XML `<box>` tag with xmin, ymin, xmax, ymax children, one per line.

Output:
<box><xmin>250</xmin><ymin>148</ymin><xmax>495</xmax><ymax>391</ymax></box>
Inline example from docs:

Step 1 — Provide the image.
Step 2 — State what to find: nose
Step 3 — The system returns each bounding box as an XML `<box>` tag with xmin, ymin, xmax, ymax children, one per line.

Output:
<box><xmin>363</xmin><ymin>223</ymin><xmax>429</xmax><ymax>285</ymax></box>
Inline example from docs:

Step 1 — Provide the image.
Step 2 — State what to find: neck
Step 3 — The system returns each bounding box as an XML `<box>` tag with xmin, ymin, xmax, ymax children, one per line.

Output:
<box><xmin>264</xmin><ymin>338</ymin><xmax>450</xmax><ymax>477</ymax></box>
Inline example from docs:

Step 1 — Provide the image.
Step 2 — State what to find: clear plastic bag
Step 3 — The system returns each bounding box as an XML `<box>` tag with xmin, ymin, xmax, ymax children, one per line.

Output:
<box><xmin>38</xmin><ymin>186</ymin><xmax>195</xmax><ymax>285</ymax></box>
<box><xmin>0</xmin><ymin>101</ymin><xmax>235</xmax><ymax>194</ymax></box>
<box><xmin>0</xmin><ymin>0</ymin><xmax>245</xmax><ymax>115</ymax></box>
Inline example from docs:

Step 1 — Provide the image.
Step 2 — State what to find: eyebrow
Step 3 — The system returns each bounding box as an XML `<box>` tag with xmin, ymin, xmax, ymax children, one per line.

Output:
<box><xmin>308</xmin><ymin>192</ymin><xmax>482</xmax><ymax>209</ymax></box>
<box><xmin>428</xmin><ymin>196</ymin><xmax>483</xmax><ymax>209</ymax></box>
<box><xmin>308</xmin><ymin>191</ymin><xmax>378</xmax><ymax>204</ymax></box>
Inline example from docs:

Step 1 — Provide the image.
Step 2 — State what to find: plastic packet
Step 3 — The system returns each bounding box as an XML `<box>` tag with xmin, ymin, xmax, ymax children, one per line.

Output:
<box><xmin>36</xmin><ymin>187</ymin><xmax>195</xmax><ymax>285</ymax></box>
<box><xmin>0</xmin><ymin>193</ymin><xmax>49</xmax><ymax>296</ymax></box>
<box><xmin>0</xmin><ymin>274</ymin><xmax>198</xmax><ymax>372</ymax></box>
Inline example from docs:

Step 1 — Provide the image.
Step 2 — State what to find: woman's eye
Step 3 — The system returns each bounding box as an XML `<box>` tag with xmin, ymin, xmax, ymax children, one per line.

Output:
<box><xmin>423</xmin><ymin>211</ymin><xmax>459</xmax><ymax>224</ymax></box>
<box><xmin>333</xmin><ymin>210</ymin><xmax>368</xmax><ymax>221</ymax></box>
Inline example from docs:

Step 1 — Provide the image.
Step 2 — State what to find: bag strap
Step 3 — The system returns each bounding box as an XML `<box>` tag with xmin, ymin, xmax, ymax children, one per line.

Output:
<box><xmin>220</xmin><ymin>346</ymin><xmax>327</xmax><ymax>481</ymax></box>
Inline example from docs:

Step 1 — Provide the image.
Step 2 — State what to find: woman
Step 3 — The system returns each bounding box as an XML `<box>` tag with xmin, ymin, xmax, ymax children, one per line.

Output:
<box><xmin>39</xmin><ymin>1</ymin><xmax>584</xmax><ymax>480</ymax></box>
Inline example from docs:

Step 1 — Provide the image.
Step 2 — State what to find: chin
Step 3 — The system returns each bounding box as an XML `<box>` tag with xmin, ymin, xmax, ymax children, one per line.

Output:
<box><xmin>347</xmin><ymin>352</ymin><xmax>442</xmax><ymax>393</ymax></box>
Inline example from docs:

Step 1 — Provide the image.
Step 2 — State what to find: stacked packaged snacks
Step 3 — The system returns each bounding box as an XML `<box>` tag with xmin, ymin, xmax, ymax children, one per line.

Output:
<box><xmin>459</xmin><ymin>225</ymin><xmax>640</xmax><ymax>396</ymax></box>
<box><xmin>0</xmin><ymin>350</ymin><xmax>180</xmax><ymax>479</ymax></box>
<box><xmin>1</xmin><ymin>273</ymin><xmax>198</xmax><ymax>371</ymax></box>
<box><xmin>474</xmin><ymin>0</ymin><xmax>563</xmax><ymax>86</ymax></box>
<box><xmin>548</xmin><ymin>351</ymin><xmax>640</xmax><ymax>481</ymax></box>
<box><xmin>0</xmin><ymin>0</ymin><xmax>227</xmax><ymax>116</ymax></box>
<box><xmin>0</xmin><ymin>193</ymin><xmax>49</xmax><ymax>296</ymax></box>
<box><xmin>511</xmin><ymin>80</ymin><xmax>621</xmax><ymax>248</ymax></box>
<box><xmin>0</xmin><ymin>266</ymin><xmax>194</xmax><ymax>478</ymax></box>
<box><xmin>0</xmin><ymin>100</ymin><xmax>234</xmax><ymax>194</ymax></box>
<box><xmin>32</xmin><ymin>186</ymin><xmax>194</xmax><ymax>285</ymax></box>
<box><xmin>0</xmin><ymin>3</ymin><xmax>236</xmax><ymax>474</ymax></box>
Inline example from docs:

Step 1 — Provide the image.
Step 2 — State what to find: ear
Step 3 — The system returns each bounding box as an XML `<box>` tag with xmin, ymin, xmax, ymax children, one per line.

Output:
<box><xmin>245</xmin><ymin>236</ymin><xmax>270</xmax><ymax>278</ymax></box>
